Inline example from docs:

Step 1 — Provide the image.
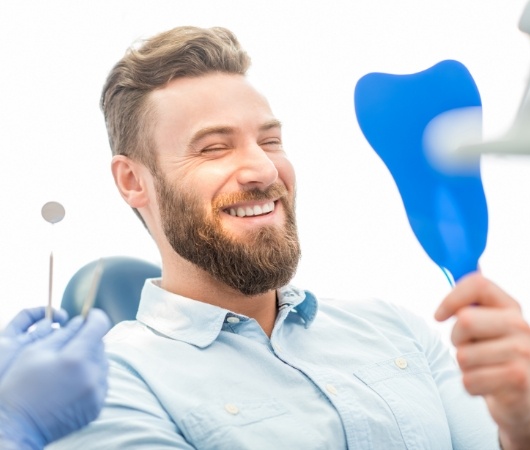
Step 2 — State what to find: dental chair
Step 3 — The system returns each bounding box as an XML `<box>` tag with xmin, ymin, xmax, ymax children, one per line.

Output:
<box><xmin>61</xmin><ymin>256</ymin><xmax>161</xmax><ymax>326</ymax></box>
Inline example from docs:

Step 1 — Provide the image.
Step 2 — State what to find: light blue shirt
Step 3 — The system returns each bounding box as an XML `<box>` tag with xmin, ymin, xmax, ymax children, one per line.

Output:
<box><xmin>50</xmin><ymin>280</ymin><xmax>499</xmax><ymax>449</ymax></box>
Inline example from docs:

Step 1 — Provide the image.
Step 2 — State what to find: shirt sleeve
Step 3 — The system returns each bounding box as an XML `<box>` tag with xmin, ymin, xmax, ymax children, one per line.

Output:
<box><xmin>46</xmin><ymin>357</ymin><xmax>196</xmax><ymax>450</ymax></box>
<box><xmin>391</xmin><ymin>302</ymin><xmax>501</xmax><ymax>450</ymax></box>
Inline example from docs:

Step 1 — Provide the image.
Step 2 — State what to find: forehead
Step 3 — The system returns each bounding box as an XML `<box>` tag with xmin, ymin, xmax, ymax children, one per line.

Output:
<box><xmin>149</xmin><ymin>73</ymin><xmax>277</xmax><ymax>145</ymax></box>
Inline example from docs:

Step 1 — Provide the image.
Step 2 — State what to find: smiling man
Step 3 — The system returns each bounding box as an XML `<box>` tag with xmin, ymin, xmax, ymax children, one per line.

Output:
<box><xmin>112</xmin><ymin>59</ymin><xmax>300</xmax><ymax>337</ymax></box>
<box><xmin>148</xmin><ymin>74</ymin><xmax>299</xmax><ymax>302</ymax></box>
<box><xmin>50</xmin><ymin>26</ymin><xmax>530</xmax><ymax>450</ymax></box>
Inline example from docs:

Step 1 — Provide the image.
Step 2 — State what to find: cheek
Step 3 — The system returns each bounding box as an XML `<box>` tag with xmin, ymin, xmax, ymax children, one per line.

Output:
<box><xmin>181</xmin><ymin>164</ymin><xmax>233</xmax><ymax>198</ymax></box>
<box><xmin>275</xmin><ymin>156</ymin><xmax>296</xmax><ymax>191</ymax></box>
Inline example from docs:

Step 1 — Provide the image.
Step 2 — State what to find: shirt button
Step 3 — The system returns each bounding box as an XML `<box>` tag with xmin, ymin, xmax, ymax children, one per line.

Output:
<box><xmin>224</xmin><ymin>403</ymin><xmax>239</xmax><ymax>415</ymax></box>
<box><xmin>325</xmin><ymin>384</ymin><xmax>338</xmax><ymax>395</ymax></box>
<box><xmin>226</xmin><ymin>316</ymin><xmax>240</xmax><ymax>324</ymax></box>
<box><xmin>275</xmin><ymin>344</ymin><xmax>282</xmax><ymax>352</ymax></box>
<box><xmin>395</xmin><ymin>357</ymin><xmax>408</xmax><ymax>369</ymax></box>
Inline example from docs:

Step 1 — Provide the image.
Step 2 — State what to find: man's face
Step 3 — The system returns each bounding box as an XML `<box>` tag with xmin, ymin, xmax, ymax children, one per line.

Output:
<box><xmin>148</xmin><ymin>73</ymin><xmax>300</xmax><ymax>296</ymax></box>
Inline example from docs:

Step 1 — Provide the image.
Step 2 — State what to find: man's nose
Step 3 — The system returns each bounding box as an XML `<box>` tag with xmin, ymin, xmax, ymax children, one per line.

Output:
<box><xmin>235</xmin><ymin>144</ymin><xmax>279</xmax><ymax>188</ymax></box>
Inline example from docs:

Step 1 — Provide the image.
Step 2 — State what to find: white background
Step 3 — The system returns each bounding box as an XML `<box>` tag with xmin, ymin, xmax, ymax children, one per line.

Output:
<box><xmin>1</xmin><ymin>0</ymin><xmax>529</xmax><ymax>341</ymax></box>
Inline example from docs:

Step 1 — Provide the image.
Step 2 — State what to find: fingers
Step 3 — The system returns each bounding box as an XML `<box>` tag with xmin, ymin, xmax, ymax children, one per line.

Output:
<box><xmin>451</xmin><ymin>307</ymin><xmax>530</xmax><ymax>346</ymax></box>
<box><xmin>436</xmin><ymin>272</ymin><xmax>530</xmax><ymax>442</ymax></box>
<box><xmin>456</xmin><ymin>335</ymin><xmax>530</xmax><ymax>370</ymax></box>
<box><xmin>3</xmin><ymin>307</ymin><xmax>68</xmax><ymax>338</ymax></box>
<box><xmin>461</xmin><ymin>362</ymin><xmax>530</xmax><ymax>398</ymax></box>
<box><xmin>34</xmin><ymin>315</ymin><xmax>86</xmax><ymax>350</ymax></box>
<box><xmin>4</xmin><ymin>307</ymin><xmax>47</xmax><ymax>336</ymax></box>
<box><xmin>19</xmin><ymin>318</ymin><xmax>55</xmax><ymax>344</ymax></box>
<box><xmin>80</xmin><ymin>309</ymin><xmax>112</xmax><ymax>341</ymax></box>
<box><xmin>26</xmin><ymin>309</ymin><xmax>110</xmax><ymax>354</ymax></box>
<box><xmin>435</xmin><ymin>272</ymin><xmax>520</xmax><ymax>322</ymax></box>
<box><xmin>5</xmin><ymin>307</ymin><xmax>45</xmax><ymax>336</ymax></box>
<box><xmin>64</xmin><ymin>309</ymin><xmax>111</xmax><ymax>355</ymax></box>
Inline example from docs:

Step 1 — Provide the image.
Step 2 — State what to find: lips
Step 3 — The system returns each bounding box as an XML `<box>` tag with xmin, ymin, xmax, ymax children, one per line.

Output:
<box><xmin>224</xmin><ymin>200</ymin><xmax>275</xmax><ymax>217</ymax></box>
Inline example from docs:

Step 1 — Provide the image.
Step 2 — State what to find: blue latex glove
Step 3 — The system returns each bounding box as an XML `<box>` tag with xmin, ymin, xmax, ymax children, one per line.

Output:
<box><xmin>0</xmin><ymin>309</ymin><xmax>111</xmax><ymax>450</ymax></box>
<box><xmin>0</xmin><ymin>307</ymin><xmax>69</xmax><ymax>378</ymax></box>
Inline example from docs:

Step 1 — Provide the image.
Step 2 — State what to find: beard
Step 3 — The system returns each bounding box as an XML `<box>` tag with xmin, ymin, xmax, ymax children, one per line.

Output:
<box><xmin>154</xmin><ymin>174</ymin><xmax>301</xmax><ymax>296</ymax></box>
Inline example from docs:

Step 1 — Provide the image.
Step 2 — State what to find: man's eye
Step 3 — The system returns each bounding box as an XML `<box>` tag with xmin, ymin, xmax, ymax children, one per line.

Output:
<box><xmin>202</xmin><ymin>146</ymin><xmax>227</xmax><ymax>153</ymax></box>
<box><xmin>262</xmin><ymin>140</ymin><xmax>282</xmax><ymax>149</ymax></box>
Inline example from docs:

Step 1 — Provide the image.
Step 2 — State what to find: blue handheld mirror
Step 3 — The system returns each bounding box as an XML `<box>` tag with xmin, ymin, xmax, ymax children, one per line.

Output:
<box><xmin>354</xmin><ymin>60</ymin><xmax>488</xmax><ymax>283</ymax></box>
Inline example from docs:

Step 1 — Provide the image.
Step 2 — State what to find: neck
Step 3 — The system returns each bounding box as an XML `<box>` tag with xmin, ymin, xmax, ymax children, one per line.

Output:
<box><xmin>160</xmin><ymin>256</ymin><xmax>278</xmax><ymax>337</ymax></box>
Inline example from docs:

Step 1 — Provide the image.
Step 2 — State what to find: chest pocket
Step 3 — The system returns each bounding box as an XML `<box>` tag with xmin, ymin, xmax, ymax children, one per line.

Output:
<box><xmin>180</xmin><ymin>397</ymin><xmax>327</xmax><ymax>450</ymax></box>
<box><xmin>353</xmin><ymin>351</ymin><xmax>453</xmax><ymax>450</ymax></box>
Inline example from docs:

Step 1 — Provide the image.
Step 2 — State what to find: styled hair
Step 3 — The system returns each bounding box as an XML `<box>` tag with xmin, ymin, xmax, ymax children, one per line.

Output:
<box><xmin>102</xmin><ymin>26</ymin><xmax>250</xmax><ymax>167</ymax></box>
<box><xmin>100</xmin><ymin>26</ymin><xmax>251</xmax><ymax>226</ymax></box>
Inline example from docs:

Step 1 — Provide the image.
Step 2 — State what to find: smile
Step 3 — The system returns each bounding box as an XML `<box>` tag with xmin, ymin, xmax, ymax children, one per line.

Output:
<box><xmin>224</xmin><ymin>201</ymin><xmax>276</xmax><ymax>218</ymax></box>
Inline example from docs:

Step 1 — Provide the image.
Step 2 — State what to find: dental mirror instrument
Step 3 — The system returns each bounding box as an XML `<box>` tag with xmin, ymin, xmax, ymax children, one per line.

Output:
<box><xmin>41</xmin><ymin>201</ymin><xmax>65</xmax><ymax>320</ymax></box>
<box><xmin>81</xmin><ymin>258</ymin><xmax>104</xmax><ymax>319</ymax></box>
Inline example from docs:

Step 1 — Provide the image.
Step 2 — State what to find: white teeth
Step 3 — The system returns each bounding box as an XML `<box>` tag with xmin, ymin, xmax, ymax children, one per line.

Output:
<box><xmin>228</xmin><ymin>201</ymin><xmax>275</xmax><ymax>217</ymax></box>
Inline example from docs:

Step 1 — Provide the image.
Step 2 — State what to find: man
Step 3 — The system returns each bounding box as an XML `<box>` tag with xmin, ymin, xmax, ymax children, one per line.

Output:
<box><xmin>50</xmin><ymin>26</ymin><xmax>530</xmax><ymax>449</ymax></box>
<box><xmin>0</xmin><ymin>307</ymin><xmax>110</xmax><ymax>449</ymax></box>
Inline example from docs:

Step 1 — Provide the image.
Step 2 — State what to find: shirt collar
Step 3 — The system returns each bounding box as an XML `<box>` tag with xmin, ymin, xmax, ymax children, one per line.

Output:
<box><xmin>136</xmin><ymin>279</ymin><xmax>318</xmax><ymax>348</ymax></box>
<box><xmin>277</xmin><ymin>285</ymin><xmax>318</xmax><ymax>327</ymax></box>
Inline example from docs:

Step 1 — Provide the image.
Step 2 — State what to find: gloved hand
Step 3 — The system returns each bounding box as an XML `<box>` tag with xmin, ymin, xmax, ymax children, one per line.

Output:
<box><xmin>0</xmin><ymin>307</ymin><xmax>68</xmax><ymax>378</ymax></box>
<box><xmin>0</xmin><ymin>309</ymin><xmax>111</xmax><ymax>450</ymax></box>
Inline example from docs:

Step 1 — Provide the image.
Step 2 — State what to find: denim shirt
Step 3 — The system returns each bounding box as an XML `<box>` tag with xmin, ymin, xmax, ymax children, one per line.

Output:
<box><xmin>50</xmin><ymin>280</ymin><xmax>499</xmax><ymax>449</ymax></box>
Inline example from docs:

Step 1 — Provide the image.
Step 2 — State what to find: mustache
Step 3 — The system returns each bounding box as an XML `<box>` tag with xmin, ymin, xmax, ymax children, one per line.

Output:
<box><xmin>212</xmin><ymin>183</ymin><xmax>288</xmax><ymax>211</ymax></box>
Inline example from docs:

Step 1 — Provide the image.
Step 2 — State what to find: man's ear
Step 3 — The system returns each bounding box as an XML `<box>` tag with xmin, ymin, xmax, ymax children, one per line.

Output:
<box><xmin>111</xmin><ymin>155</ymin><xmax>151</xmax><ymax>209</ymax></box>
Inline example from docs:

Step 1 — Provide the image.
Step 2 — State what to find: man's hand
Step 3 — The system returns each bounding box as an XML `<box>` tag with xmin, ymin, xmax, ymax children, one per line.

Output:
<box><xmin>435</xmin><ymin>272</ymin><xmax>530</xmax><ymax>450</ymax></box>
<box><xmin>0</xmin><ymin>309</ymin><xmax>111</xmax><ymax>450</ymax></box>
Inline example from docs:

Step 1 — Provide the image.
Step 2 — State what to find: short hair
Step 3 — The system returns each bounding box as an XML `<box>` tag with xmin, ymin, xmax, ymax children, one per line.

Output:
<box><xmin>100</xmin><ymin>26</ymin><xmax>251</xmax><ymax>226</ymax></box>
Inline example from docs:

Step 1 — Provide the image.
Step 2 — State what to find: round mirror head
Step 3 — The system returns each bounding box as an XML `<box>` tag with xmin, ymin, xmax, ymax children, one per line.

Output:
<box><xmin>41</xmin><ymin>201</ymin><xmax>65</xmax><ymax>224</ymax></box>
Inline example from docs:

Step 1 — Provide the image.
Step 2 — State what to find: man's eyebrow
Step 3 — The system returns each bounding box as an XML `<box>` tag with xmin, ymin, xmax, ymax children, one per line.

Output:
<box><xmin>259</xmin><ymin>119</ymin><xmax>282</xmax><ymax>132</ymax></box>
<box><xmin>188</xmin><ymin>120</ymin><xmax>282</xmax><ymax>149</ymax></box>
<box><xmin>188</xmin><ymin>126</ymin><xmax>234</xmax><ymax>148</ymax></box>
